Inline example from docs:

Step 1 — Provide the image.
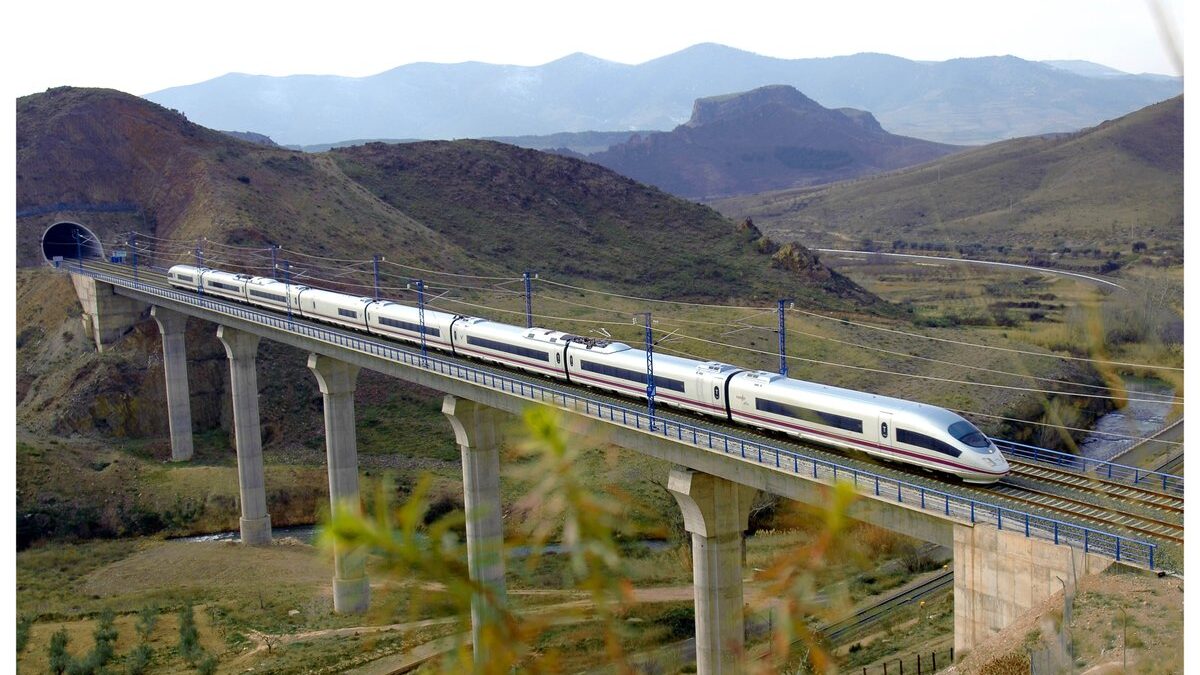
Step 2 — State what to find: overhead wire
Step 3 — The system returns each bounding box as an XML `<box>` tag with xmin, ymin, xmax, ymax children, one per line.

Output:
<box><xmin>532</xmin><ymin>290</ymin><xmax>1182</xmax><ymax>401</ymax></box>
<box><xmin>534</xmin><ymin>275</ymin><xmax>1183</xmax><ymax>373</ymax></box>
<box><xmin>670</xmin><ymin>332</ymin><xmax>1181</xmax><ymax>405</ymax></box>
<box><xmin>787</xmin><ymin>307</ymin><xmax>1184</xmax><ymax>372</ymax></box>
<box><xmin>116</xmin><ymin>233</ymin><xmax>1185</xmax><ymax>398</ymax></box>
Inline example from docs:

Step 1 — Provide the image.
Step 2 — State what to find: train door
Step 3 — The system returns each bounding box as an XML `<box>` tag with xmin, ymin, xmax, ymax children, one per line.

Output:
<box><xmin>877</xmin><ymin>411</ymin><xmax>894</xmax><ymax>449</ymax></box>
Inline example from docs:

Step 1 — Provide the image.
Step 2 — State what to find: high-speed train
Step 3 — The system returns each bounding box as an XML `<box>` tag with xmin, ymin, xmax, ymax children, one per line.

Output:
<box><xmin>168</xmin><ymin>264</ymin><xmax>1009</xmax><ymax>484</ymax></box>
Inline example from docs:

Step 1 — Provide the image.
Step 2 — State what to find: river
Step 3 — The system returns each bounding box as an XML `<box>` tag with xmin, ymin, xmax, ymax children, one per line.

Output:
<box><xmin>1078</xmin><ymin>376</ymin><xmax>1178</xmax><ymax>462</ymax></box>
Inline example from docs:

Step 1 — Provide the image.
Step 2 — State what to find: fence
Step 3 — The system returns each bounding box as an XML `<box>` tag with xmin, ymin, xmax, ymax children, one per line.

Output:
<box><xmin>857</xmin><ymin>647</ymin><xmax>954</xmax><ymax>675</ymax></box>
<box><xmin>65</xmin><ymin>264</ymin><xmax>1160</xmax><ymax>570</ymax></box>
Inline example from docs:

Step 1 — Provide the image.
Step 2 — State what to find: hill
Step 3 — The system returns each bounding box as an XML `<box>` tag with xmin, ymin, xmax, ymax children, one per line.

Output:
<box><xmin>711</xmin><ymin>96</ymin><xmax>1184</xmax><ymax>262</ymax></box>
<box><xmin>588</xmin><ymin>85</ymin><xmax>961</xmax><ymax>199</ymax></box>
<box><xmin>329</xmin><ymin>138</ymin><xmax>878</xmax><ymax>303</ymax></box>
<box><xmin>143</xmin><ymin>44</ymin><xmax>1182</xmax><ymax>146</ymax></box>
<box><xmin>16</xmin><ymin>87</ymin><xmax>477</xmax><ymax>274</ymax></box>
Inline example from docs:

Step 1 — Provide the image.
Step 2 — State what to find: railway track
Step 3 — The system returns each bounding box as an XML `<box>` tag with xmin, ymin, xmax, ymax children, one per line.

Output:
<box><xmin>989</xmin><ymin>481</ymin><xmax>1183</xmax><ymax>544</ymax></box>
<box><xmin>79</xmin><ymin>260</ymin><xmax>1183</xmax><ymax>549</ymax></box>
<box><xmin>1008</xmin><ymin>460</ymin><xmax>1183</xmax><ymax>514</ymax></box>
<box><xmin>1153</xmin><ymin>451</ymin><xmax>1185</xmax><ymax>476</ymax></box>
<box><xmin>819</xmin><ymin>571</ymin><xmax>954</xmax><ymax>646</ymax></box>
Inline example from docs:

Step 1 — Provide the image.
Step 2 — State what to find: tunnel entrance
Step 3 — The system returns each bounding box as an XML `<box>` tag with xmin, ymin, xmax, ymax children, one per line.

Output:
<box><xmin>41</xmin><ymin>221</ymin><xmax>105</xmax><ymax>263</ymax></box>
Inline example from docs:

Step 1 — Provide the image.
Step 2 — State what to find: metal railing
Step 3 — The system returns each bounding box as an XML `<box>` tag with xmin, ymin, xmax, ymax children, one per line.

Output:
<box><xmin>66</xmin><ymin>264</ymin><xmax>1161</xmax><ymax>570</ymax></box>
<box><xmin>993</xmin><ymin>438</ymin><xmax>1184</xmax><ymax>494</ymax></box>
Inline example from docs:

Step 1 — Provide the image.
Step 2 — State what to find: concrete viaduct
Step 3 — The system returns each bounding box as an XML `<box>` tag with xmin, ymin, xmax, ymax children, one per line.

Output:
<box><xmin>66</xmin><ymin>262</ymin><xmax>1141</xmax><ymax>673</ymax></box>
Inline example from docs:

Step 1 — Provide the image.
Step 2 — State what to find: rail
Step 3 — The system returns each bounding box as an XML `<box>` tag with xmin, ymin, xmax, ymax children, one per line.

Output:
<box><xmin>993</xmin><ymin>438</ymin><xmax>1183</xmax><ymax>494</ymax></box>
<box><xmin>63</xmin><ymin>263</ymin><xmax>1161</xmax><ymax>570</ymax></box>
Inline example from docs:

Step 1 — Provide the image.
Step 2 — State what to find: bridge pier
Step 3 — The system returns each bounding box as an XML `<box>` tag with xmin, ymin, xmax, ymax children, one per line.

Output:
<box><xmin>308</xmin><ymin>354</ymin><xmax>370</xmax><ymax>614</ymax></box>
<box><xmin>70</xmin><ymin>275</ymin><xmax>148</xmax><ymax>352</ymax></box>
<box><xmin>442</xmin><ymin>395</ymin><xmax>508</xmax><ymax>664</ymax></box>
<box><xmin>151</xmin><ymin>306</ymin><xmax>194</xmax><ymax>461</ymax></box>
<box><xmin>216</xmin><ymin>326</ymin><xmax>272</xmax><ymax>546</ymax></box>
<box><xmin>668</xmin><ymin>467</ymin><xmax>757</xmax><ymax>675</ymax></box>
<box><xmin>953</xmin><ymin>522</ymin><xmax>1114</xmax><ymax>655</ymax></box>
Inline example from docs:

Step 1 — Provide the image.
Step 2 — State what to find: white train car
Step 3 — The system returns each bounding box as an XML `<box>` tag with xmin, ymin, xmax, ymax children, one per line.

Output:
<box><xmin>199</xmin><ymin>269</ymin><xmax>252</xmax><ymax>302</ymax></box>
<box><xmin>244</xmin><ymin>276</ymin><xmax>309</xmax><ymax>312</ymax></box>
<box><xmin>565</xmin><ymin>341</ymin><xmax>737</xmax><ymax>418</ymax></box>
<box><xmin>366</xmin><ymin>301</ymin><xmax>457</xmax><ymax>351</ymax></box>
<box><xmin>166</xmin><ymin>264</ymin><xmax>205</xmax><ymax>292</ymax></box>
<box><xmin>294</xmin><ymin>288</ymin><xmax>373</xmax><ymax>331</ymax></box>
<box><xmin>452</xmin><ymin>321</ymin><xmax>570</xmax><ymax>380</ymax></box>
<box><xmin>727</xmin><ymin>372</ymin><xmax>1008</xmax><ymax>484</ymax></box>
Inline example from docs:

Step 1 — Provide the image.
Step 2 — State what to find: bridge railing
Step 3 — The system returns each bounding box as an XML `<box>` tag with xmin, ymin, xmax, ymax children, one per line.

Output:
<box><xmin>69</xmin><ymin>265</ymin><xmax>1161</xmax><ymax>570</ymax></box>
<box><xmin>992</xmin><ymin>438</ymin><xmax>1184</xmax><ymax>494</ymax></box>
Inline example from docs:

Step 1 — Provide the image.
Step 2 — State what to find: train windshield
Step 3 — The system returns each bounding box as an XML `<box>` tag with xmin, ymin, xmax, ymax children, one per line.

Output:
<box><xmin>949</xmin><ymin>421</ymin><xmax>992</xmax><ymax>451</ymax></box>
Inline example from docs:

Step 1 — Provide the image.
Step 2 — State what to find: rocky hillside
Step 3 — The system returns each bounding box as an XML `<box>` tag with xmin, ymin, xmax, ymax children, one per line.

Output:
<box><xmin>713</xmin><ymin>96</ymin><xmax>1184</xmax><ymax>259</ymax></box>
<box><xmin>588</xmin><ymin>85</ymin><xmax>961</xmax><ymax>199</ymax></box>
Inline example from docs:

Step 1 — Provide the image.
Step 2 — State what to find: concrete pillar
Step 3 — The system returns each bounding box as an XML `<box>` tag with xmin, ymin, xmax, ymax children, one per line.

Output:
<box><xmin>442</xmin><ymin>395</ymin><xmax>507</xmax><ymax>665</ymax></box>
<box><xmin>216</xmin><ymin>325</ymin><xmax>271</xmax><ymax>546</ymax></box>
<box><xmin>953</xmin><ymin>523</ymin><xmax>1114</xmax><ymax>655</ymax></box>
<box><xmin>667</xmin><ymin>467</ymin><xmax>757</xmax><ymax>675</ymax></box>
<box><xmin>151</xmin><ymin>306</ymin><xmax>194</xmax><ymax>461</ymax></box>
<box><xmin>70</xmin><ymin>275</ymin><xmax>149</xmax><ymax>352</ymax></box>
<box><xmin>308</xmin><ymin>353</ymin><xmax>369</xmax><ymax>614</ymax></box>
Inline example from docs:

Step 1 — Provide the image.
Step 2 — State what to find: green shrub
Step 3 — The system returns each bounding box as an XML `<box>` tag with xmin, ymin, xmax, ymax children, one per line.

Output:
<box><xmin>16</xmin><ymin>615</ymin><xmax>32</xmax><ymax>654</ymax></box>
<box><xmin>48</xmin><ymin>628</ymin><xmax>71</xmax><ymax>675</ymax></box>
<box><xmin>135</xmin><ymin>604</ymin><xmax>158</xmax><ymax>641</ymax></box>
<box><xmin>177</xmin><ymin>604</ymin><xmax>201</xmax><ymax>665</ymax></box>
<box><xmin>124</xmin><ymin>644</ymin><xmax>152</xmax><ymax>675</ymax></box>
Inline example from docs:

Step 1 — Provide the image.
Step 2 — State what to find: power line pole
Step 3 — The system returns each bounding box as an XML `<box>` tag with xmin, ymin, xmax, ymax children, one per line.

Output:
<box><xmin>281</xmin><ymin>260</ymin><xmax>293</xmax><ymax>323</ymax></box>
<box><xmin>634</xmin><ymin>312</ymin><xmax>656</xmax><ymax>430</ymax></box>
<box><xmin>524</xmin><ymin>270</ymin><xmax>534</xmax><ymax>329</ymax></box>
<box><xmin>412</xmin><ymin>279</ymin><xmax>428</xmax><ymax>366</ymax></box>
<box><xmin>373</xmin><ymin>255</ymin><xmax>382</xmax><ymax>301</ymax></box>
<box><xmin>778</xmin><ymin>298</ymin><xmax>793</xmax><ymax>377</ymax></box>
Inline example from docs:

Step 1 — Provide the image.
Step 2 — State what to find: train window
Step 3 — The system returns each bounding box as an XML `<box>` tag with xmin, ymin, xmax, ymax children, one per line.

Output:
<box><xmin>338</xmin><ymin>308</ymin><xmax>358</xmax><ymax>319</ymax></box>
<box><xmin>570</xmin><ymin>356</ymin><xmax>574</xmax><ymax>366</ymax></box>
<box><xmin>714</xmin><ymin>386</ymin><xmax>721</xmax><ymax>400</ymax></box>
<box><xmin>556</xmin><ymin>353</ymin><xmax>561</xmax><ymax>364</ymax></box>
<box><xmin>896</xmin><ymin>428</ymin><xmax>961</xmax><ymax>457</ymax></box>
<box><xmin>579</xmin><ymin>360</ymin><xmax>686</xmax><ymax>392</ymax></box>
<box><xmin>755</xmin><ymin>398</ymin><xmax>863</xmax><ymax>433</ymax></box>
<box><xmin>249</xmin><ymin>289</ymin><xmax>286</xmax><ymax>303</ymax></box>
<box><xmin>881</xmin><ymin>422</ymin><xmax>888</xmax><ymax>439</ymax></box>
<box><xmin>948</xmin><ymin>421</ymin><xmax>990</xmax><ymax>448</ymax></box>
<box><xmin>378</xmin><ymin>316</ymin><xmax>440</xmax><ymax>337</ymax></box>
<box><xmin>466</xmin><ymin>335</ymin><xmax>550</xmax><ymax>361</ymax></box>
<box><xmin>177</xmin><ymin>274</ymin><xmax>194</xmax><ymax>283</ymax></box>
<box><xmin>208</xmin><ymin>281</ymin><xmax>240</xmax><ymax>292</ymax></box>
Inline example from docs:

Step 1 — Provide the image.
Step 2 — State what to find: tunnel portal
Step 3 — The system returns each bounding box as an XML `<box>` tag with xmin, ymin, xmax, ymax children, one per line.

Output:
<box><xmin>41</xmin><ymin>221</ymin><xmax>105</xmax><ymax>262</ymax></box>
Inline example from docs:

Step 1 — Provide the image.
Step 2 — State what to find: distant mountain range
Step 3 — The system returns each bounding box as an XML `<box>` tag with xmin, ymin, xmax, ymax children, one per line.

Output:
<box><xmin>712</xmin><ymin>96</ymin><xmax>1183</xmax><ymax>260</ymax></box>
<box><xmin>586</xmin><ymin>85</ymin><xmax>962</xmax><ymax>199</ymax></box>
<box><xmin>144</xmin><ymin>43</ymin><xmax>1181</xmax><ymax>146</ymax></box>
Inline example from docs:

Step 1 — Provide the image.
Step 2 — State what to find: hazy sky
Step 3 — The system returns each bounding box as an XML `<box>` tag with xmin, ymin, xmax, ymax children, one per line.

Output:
<box><xmin>7</xmin><ymin>0</ymin><xmax>1185</xmax><ymax>97</ymax></box>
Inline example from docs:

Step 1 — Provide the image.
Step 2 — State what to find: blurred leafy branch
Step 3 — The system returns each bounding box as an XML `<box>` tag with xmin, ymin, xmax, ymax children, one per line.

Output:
<box><xmin>321</xmin><ymin>405</ymin><xmax>857</xmax><ymax>673</ymax></box>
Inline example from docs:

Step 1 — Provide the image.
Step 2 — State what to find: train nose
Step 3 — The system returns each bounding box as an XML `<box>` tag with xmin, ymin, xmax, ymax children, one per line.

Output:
<box><xmin>986</xmin><ymin>447</ymin><xmax>1009</xmax><ymax>473</ymax></box>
